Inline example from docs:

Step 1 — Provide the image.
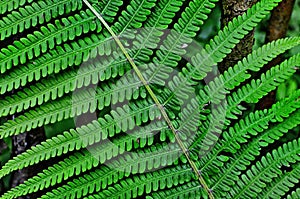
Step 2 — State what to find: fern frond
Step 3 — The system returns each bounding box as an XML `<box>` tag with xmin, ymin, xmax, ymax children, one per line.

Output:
<box><xmin>228</xmin><ymin>138</ymin><xmax>300</xmax><ymax>199</ymax></box>
<box><xmin>287</xmin><ymin>188</ymin><xmax>300</xmax><ymax>199</ymax></box>
<box><xmin>191</xmin><ymin>92</ymin><xmax>300</xmax><ymax>180</ymax></box>
<box><xmin>0</xmin><ymin>0</ymin><xmax>185</xmax><ymax>117</ymax></box>
<box><xmin>199</xmin><ymin>37</ymin><xmax>300</xmax><ymax>105</ymax></box>
<box><xmin>191</xmin><ymin>91</ymin><xmax>300</xmax><ymax>172</ymax></box>
<box><xmin>210</xmin><ymin>110</ymin><xmax>300</xmax><ymax>197</ymax></box>
<box><xmin>192</xmin><ymin>53</ymin><xmax>300</xmax><ymax>152</ymax></box>
<box><xmin>0</xmin><ymin>9</ymin><xmax>102</xmax><ymax>84</ymax></box>
<box><xmin>0</xmin><ymin>0</ymin><xmax>83</xmax><ymax>53</ymax></box>
<box><xmin>188</xmin><ymin>0</ymin><xmax>282</xmax><ymax>81</ymax></box>
<box><xmin>161</xmin><ymin>0</ymin><xmax>285</xmax><ymax>110</ymax></box>
<box><xmin>40</xmin><ymin>143</ymin><xmax>183</xmax><ymax>199</ymax></box>
<box><xmin>191</xmin><ymin>79</ymin><xmax>300</xmax><ymax>158</ymax></box>
<box><xmin>0</xmin><ymin>0</ymin><xmax>34</xmax><ymax>14</ymax></box>
<box><xmin>84</xmin><ymin>164</ymin><xmax>194</xmax><ymax>199</ymax></box>
<box><xmin>147</xmin><ymin>181</ymin><xmax>202</xmax><ymax>199</ymax></box>
<box><xmin>1</xmin><ymin>121</ymin><xmax>168</xmax><ymax>199</ymax></box>
<box><xmin>0</xmin><ymin>98</ymin><xmax>161</xmax><ymax>179</ymax></box>
<box><xmin>226</xmin><ymin>53</ymin><xmax>300</xmax><ymax>120</ymax></box>
<box><xmin>259</xmin><ymin>163</ymin><xmax>300</xmax><ymax>199</ymax></box>
<box><xmin>0</xmin><ymin>0</ymin><xmax>153</xmax><ymax>94</ymax></box>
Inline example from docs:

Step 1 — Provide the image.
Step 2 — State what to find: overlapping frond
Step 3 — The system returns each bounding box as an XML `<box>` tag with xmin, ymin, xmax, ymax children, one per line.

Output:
<box><xmin>226</xmin><ymin>53</ymin><xmax>300</xmax><ymax>120</ymax></box>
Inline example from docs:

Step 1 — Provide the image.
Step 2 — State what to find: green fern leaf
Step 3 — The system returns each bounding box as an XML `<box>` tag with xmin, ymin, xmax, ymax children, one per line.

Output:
<box><xmin>0</xmin><ymin>9</ymin><xmax>102</xmax><ymax>86</ymax></box>
<box><xmin>0</xmin><ymin>0</ymin><xmax>34</xmax><ymax>14</ymax></box>
<box><xmin>0</xmin><ymin>98</ymin><xmax>161</xmax><ymax>178</ymax></box>
<box><xmin>259</xmin><ymin>163</ymin><xmax>300</xmax><ymax>199</ymax></box>
<box><xmin>229</xmin><ymin>138</ymin><xmax>300</xmax><ymax>199</ymax></box>
<box><xmin>1</xmin><ymin>121</ymin><xmax>168</xmax><ymax>199</ymax></box>
<box><xmin>0</xmin><ymin>0</ymin><xmax>83</xmax><ymax>56</ymax></box>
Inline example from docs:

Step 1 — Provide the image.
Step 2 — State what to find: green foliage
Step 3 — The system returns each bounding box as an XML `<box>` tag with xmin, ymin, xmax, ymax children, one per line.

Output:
<box><xmin>0</xmin><ymin>0</ymin><xmax>299</xmax><ymax>198</ymax></box>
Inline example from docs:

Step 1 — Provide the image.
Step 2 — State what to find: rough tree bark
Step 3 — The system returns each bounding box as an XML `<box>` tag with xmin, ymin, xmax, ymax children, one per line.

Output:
<box><xmin>256</xmin><ymin>0</ymin><xmax>296</xmax><ymax>110</ymax></box>
<box><xmin>219</xmin><ymin>0</ymin><xmax>258</xmax><ymax>73</ymax></box>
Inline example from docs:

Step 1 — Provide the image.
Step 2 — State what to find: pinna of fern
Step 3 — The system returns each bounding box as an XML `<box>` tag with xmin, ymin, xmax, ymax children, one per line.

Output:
<box><xmin>0</xmin><ymin>0</ymin><xmax>299</xmax><ymax>199</ymax></box>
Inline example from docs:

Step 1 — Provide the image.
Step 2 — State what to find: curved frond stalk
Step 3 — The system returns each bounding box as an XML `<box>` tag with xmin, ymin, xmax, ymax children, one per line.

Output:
<box><xmin>0</xmin><ymin>0</ymin><xmax>186</xmax><ymax>136</ymax></box>
<box><xmin>1</xmin><ymin>121</ymin><xmax>168</xmax><ymax>199</ymax></box>
<box><xmin>259</xmin><ymin>163</ymin><xmax>300</xmax><ymax>199</ymax></box>
<box><xmin>40</xmin><ymin>143</ymin><xmax>182</xmax><ymax>199</ymax></box>
<box><xmin>0</xmin><ymin>0</ymin><xmax>34</xmax><ymax>14</ymax></box>
<box><xmin>0</xmin><ymin>0</ymin><xmax>83</xmax><ymax>61</ymax></box>
<box><xmin>0</xmin><ymin>98</ymin><xmax>161</xmax><ymax>179</ymax></box>
<box><xmin>0</xmin><ymin>0</ymin><xmax>152</xmax><ymax>96</ymax></box>
<box><xmin>84</xmin><ymin>1</ymin><xmax>217</xmax><ymax>197</ymax></box>
<box><xmin>229</xmin><ymin>138</ymin><xmax>300</xmax><ymax>199</ymax></box>
<box><xmin>0</xmin><ymin>0</ymin><xmax>158</xmax><ymax>117</ymax></box>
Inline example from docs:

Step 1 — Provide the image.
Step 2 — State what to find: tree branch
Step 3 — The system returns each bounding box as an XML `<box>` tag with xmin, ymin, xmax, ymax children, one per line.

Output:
<box><xmin>219</xmin><ymin>0</ymin><xmax>258</xmax><ymax>73</ymax></box>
